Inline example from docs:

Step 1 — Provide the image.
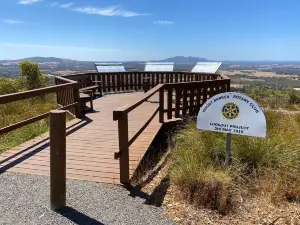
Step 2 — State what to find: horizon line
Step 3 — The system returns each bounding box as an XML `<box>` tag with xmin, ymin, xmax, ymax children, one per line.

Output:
<box><xmin>1</xmin><ymin>56</ymin><xmax>300</xmax><ymax>63</ymax></box>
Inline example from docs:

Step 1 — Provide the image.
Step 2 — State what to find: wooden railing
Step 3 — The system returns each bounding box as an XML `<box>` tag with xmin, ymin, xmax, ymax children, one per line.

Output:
<box><xmin>0</xmin><ymin>76</ymin><xmax>81</xmax><ymax>135</ymax></box>
<box><xmin>64</xmin><ymin>72</ymin><xmax>221</xmax><ymax>94</ymax></box>
<box><xmin>112</xmin><ymin>84</ymin><xmax>164</xmax><ymax>184</ymax></box>
<box><xmin>159</xmin><ymin>78</ymin><xmax>231</xmax><ymax>122</ymax></box>
<box><xmin>55</xmin><ymin>76</ymin><xmax>81</xmax><ymax>116</ymax></box>
<box><xmin>113</xmin><ymin>74</ymin><xmax>230</xmax><ymax>184</ymax></box>
<box><xmin>61</xmin><ymin>73</ymin><xmax>102</xmax><ymax>96</ymax></box>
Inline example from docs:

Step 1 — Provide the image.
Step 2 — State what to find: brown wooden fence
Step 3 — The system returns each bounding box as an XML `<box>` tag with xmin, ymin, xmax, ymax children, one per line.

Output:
<box><xmin>113</xmin><ymin>75</ymin><xmax>230</xmax><ymax>184</ymax></box>
<box><xmin>159</xmin><ymin>78</ymin><xmax>231</xmax><ymax>123</ymax></box>
<box><xmin>0</xmin><ymin>76</ymin><xmax>80</xmax><ymax>135</ymax></box>
<box><xmin>60</xmin><ymin>73</ymin><xmax>102</xmax><ymax>95</ymax></box>
<box><xmin>55</xmin><ymin>76</ymin><xmax>81</xmax><ymax>116</ymax></box>
<box><xmin>64</xmin><ymin>72</ymin><xmax>221</xmax><ymax>94</ymax></box>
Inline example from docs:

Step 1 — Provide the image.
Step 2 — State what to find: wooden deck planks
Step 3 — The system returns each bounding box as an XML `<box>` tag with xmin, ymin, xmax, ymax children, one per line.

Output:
<box><xmin>0</xmin><ymin>92</ymin><xmax>163</xmax><ymax>184</ymax></box>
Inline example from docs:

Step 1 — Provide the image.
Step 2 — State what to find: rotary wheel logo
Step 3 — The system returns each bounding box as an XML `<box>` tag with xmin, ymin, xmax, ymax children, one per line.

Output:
<box><xmin>222</xmin><ymin>102</ymin><xmax>240</xmax><ymax>120</ymax></box>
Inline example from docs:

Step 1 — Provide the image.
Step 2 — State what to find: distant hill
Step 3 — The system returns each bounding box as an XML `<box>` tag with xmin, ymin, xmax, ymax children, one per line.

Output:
<box><xmin>22</xmin><ymin>57</ymin><xmax>77</xmax><ymax>63</ymax></box>
<box><xmin>0</xmin><ymin>56</ymin><xmax>213</xmax><ymax>78</ymax></box>
<box><xmin>0</xmin><ymin>57</ymin><xmax>79</xmax><ymax>64</ymax></box>
<box><xmin>158</xmin><ymin>56</ymin><xmax>211</xmax><ymax>63</ymax></box>
<box><xmin>0</xmin><ymin>56</ymin><xmax>212</xmax><ymax>64</ymax></box>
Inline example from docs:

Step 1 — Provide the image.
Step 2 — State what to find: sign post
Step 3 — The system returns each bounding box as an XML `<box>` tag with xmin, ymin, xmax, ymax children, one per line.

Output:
<box><xmin>197</xmin><ymin>92</ymin><xmax>266</xmax><ymax>168</ymax></box>
<box><xmin>225</xmin><ymin>133</ymin><xmax>232</xmax><ymax>167</ymax></box>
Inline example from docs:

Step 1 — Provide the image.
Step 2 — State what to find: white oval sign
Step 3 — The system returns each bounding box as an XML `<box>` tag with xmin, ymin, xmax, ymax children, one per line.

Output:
<box><xmin>197</xmin><ymin>92</ymin><xmax>266</xmax><ymax>137</ymax></box>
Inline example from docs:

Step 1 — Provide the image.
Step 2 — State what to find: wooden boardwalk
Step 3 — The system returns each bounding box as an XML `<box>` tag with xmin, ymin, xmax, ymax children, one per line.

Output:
<box><xmin>0</xmin><ymin>92</ymin><xmax>162</xmax><ymax>184</ymax></box>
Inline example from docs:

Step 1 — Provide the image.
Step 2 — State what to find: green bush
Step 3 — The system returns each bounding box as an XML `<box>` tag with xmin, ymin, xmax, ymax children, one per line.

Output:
<box><xmin>19</xmin><ymin>60</ymin><xmax>49</xmax><ymax>90</ymax></box>
<box><xmin>170</xmin><ymin>111</ymin><xmax>300</xmax><ymax>213</ymax></box>
<box><xmin>288</xmin><ymin>89</ymin><xmax>300</xmax><ymax>104</ymax></box>
<box><xmin>0</xmin><ymin>78</ymin><xmax>24</xmax><ymax>95</ymax></box>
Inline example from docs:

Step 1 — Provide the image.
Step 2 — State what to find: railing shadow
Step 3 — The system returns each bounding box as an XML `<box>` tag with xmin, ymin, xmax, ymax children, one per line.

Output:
<box><xmin>57</xmin><ymin>206</ymin><xmax>105</xmax><ymax>225</ymax></box>
<box><xmin>0</xmin><ymin>116</ymin><xmax>93</xmax><ymax>174</ymax></box>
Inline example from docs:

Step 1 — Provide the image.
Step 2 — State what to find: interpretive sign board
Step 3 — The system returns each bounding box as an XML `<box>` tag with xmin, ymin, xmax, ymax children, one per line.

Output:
<box><xmin>197</xmin><ymin>92</ymin><xmax>266</xmax><ymax>137</ymax></box>
<box><xmin>95</xmin><ymin>63</ymin><xmax>126</xmax><ymax>72</ymax></box>
<box><xmin>197</xmin><ymin>92</ymin><xmax>267</xmax><ymax>167</ymax></box>
<box><xmin>191</xmin><ymin>62</ymin><xmax>222</xmax><ymax>73</ymax></box>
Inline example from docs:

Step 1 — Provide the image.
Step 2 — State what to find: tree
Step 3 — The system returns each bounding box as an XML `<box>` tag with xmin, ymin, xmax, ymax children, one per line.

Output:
<box><xmin>19</xmin><ymin>60</ymin><xmax>49</xmax><ymax>90</ymax></box>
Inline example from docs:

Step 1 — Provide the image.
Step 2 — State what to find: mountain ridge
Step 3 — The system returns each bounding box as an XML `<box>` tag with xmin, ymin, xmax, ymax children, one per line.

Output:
<box><xmin>0</xmin><ymin>56</ymin><xmax>211</xmax><ymax>64</ymax></box>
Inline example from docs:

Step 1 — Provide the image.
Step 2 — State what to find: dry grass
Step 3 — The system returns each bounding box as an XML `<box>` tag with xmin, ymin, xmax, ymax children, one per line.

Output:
<box><xmin>245</xmin><ymin>86</ymin><xmax>300</xmax><ymax>110</ymax></box>
<box><xmin>0</xmin><ymin>94</ymin><xmax>57</xmax><ymax>152</ymax></box>
<box><xmin>169</xmin><ymin>110</ymin><xmax>300</xmax><ymax>214</ymax></box>
<box><xmin>221</xmin><ymin>70</ymin><xmax>298</xmax><ymax>78</ymax></box>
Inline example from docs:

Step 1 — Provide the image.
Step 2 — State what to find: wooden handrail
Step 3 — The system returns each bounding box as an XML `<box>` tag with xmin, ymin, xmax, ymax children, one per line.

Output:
<box><xmin>55</xmin><ymin>76</ymin><xmax>77</xmax><ymax>84</ymax></box>
<box><xmin>113</xmin><ymin>84</ymin><xmax>164</xmax><ymax>120</ymax></box>
<box><xmin>0</xmin><ymin>102</ymin><xmax>78</xmax><ymax>135</ymax></box>
<box><xmin>159</xmin><ymin>78</ymin><xmax>231</xmax><ymax>123</ymax></box>
<box><xmin>64</xmin><ymin>72</ymin><xmax>222</xmax><ymax>95</ymax></box>
<box><xmin>112</xmin><ymin>83</ymin><xmax>164</xmax><ymax>185</ymax></box>
<box><xmin>162</xmin><ymin>79</ymin><xmax>229</xmax><ymax>88</ymax></box>
<box><xmin>111</xmin><ymin>75</ymin><xmax>229</xmax><ymax>185</ymax></box>
<box><xmin>0</xmin><ymin>76</ymin><xmax>81</xmax><ymax>135</ymax></box>
<box><xmin>128</xmin><ymin>106</ymin><xmax>160</xmax><ymax>147</ymax></box>
<box><xmin>0</xmin><ymin>82</ymin><xmax>78</xmax><ymax>104</ymax></box>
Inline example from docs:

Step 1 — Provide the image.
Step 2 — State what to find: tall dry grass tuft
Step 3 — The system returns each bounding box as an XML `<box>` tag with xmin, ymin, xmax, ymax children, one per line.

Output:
<box><xmin>169</xmin><ymin>122</ymin><xmax>237</xmax><ymax>213</ymax></box>
<box><xmin>0</xmin><ymin>94</ymin><xmax>57</xmax><ymax>152</ymax></box>
<box><xmin>170</xmin><ymin>110</ymin><xmax>300</xmax><ymax>213</ymax></box>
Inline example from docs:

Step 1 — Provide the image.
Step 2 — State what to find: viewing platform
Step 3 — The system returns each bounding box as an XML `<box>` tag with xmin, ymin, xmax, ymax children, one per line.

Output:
<box><xmin>0</xmin><ymin>71</ymin><xmax>230</xmax><ymax>185</ymax></box>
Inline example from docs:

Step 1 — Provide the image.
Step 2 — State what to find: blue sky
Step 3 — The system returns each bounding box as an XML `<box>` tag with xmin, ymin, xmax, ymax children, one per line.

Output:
<box><xmin>0</xmin><ymin>0</ymin><xmax>300</xmax><ymax>61</ymax></box>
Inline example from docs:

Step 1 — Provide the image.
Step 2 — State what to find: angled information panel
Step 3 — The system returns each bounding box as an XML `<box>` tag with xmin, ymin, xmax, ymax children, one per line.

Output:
<box><xmin>191</xmin><ymin>62</ymin><xmax>222</xmax><ymax>73</ymax></box>
<box><xmin>144</xmin><ymin>62</ymin><xmax>174</xmax><ymax>72</ymax></box>
<box><xmin>94</xmin><ymin>63</ymin><xmax>126</xmax><ymax>72</ymax></box>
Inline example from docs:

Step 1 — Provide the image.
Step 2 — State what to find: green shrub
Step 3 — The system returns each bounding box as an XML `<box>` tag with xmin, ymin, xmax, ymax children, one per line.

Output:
<box><xmin>19</xmin><ymin>60</ymin><xmax>49</xmax><ymax>90</ymax></box>
<box><xmin>0</xmin><ymin>78</ymin><xmax>24</xmax><ymax>95</ymax></box>
<box><xmin>288</xmin><ymin>89</ymin><xmax>300</xmax><ymax>104</ymax></box>
<box><xmin>170</xmin><ymin>111</ymin><xmax>300</xmax><ymax>213</ymax></box>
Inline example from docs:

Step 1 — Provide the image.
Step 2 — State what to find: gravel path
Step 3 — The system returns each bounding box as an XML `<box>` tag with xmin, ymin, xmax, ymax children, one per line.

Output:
<box><xmin>0</xmin><ymin>172</ymin><xmax>175</xmax><ymax>225</ymax></box>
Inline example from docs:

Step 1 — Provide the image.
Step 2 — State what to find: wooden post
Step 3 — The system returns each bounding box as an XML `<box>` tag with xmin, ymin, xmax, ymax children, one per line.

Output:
<box><xmin>50</xmin><ymin>110</ymin><xmax>66</xmax><ymax>211</ymax></box>
<box><xmin>159</xmin><ymin>87</ymin><xmax>164</xmax><ymax>123</ymax></box>
<box><xmin>225</xmin><ymin>133</ymin><xmax>232</xmax><ymax>168</ymax></box>
<box><xmin>73</xmin><ymin>84</ymin><xmax>81</xmax><ymax>118</ymax></box>
<box><xmin>143</xmin><ymin>77</ymin><xmax>150</xmax><ymax>93</ymax></box>
<box><xmin>118</xmin><ymin>113</ymin><xmax>130</xmax><ymax>185</ymax></box>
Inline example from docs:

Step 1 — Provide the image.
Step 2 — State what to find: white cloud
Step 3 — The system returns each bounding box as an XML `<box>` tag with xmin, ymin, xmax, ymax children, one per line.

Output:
<box><xmin>18</xmin><ymin>0</ymin><xmax>42</xmax><ymax>4</ymax></box>
<box><xmin>49</xmin><ymin>2</ymin><xmax>59</xmax><ymax>7</ymax></box>
<box><xmin>73</xmin><ymin>5</ymin><xmax>147</xmax><ymax>17</ymax></box>
<box><xmin>153</xmin><ymin>20</ymin><xmax>173</xmax><ymax>25</ymax></box>
<box><xmin>0</xmin><ymin>43</ymin><xmax>121</xmax><ymax>52</ymax></box>
<box><xmin>2</xmin><ymin>19</ymin><xmax>24</xmax><ymax>24</ymax></box>
<box><xmin>60</xmin><ymin>2</ymin><xmax>73</xmax><ymax>8</ymax></box>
